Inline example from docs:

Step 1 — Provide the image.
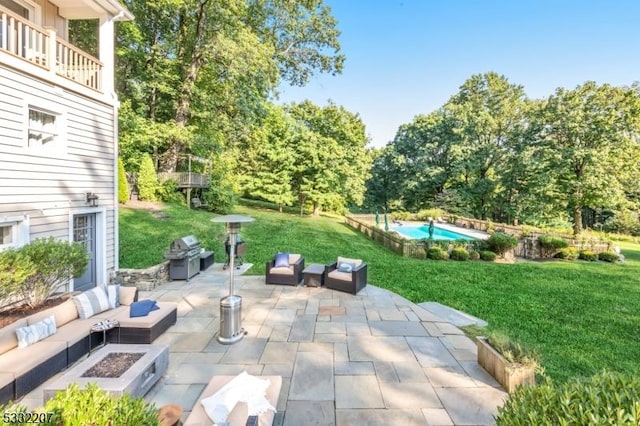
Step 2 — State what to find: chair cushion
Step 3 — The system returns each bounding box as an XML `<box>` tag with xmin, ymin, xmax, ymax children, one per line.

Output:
<box><xmin>328</xmin><ymin>270</ymin><xmax>353</xmax><ymax>282</ymax></box>
<box><xmin>337</xmin><ymin>256</ymin><xmax>362</xmax><ymax>267</ymax></box>
<box><xmin>289</xmin><ymin>254</ymin><xmax>301</xmax><ymax>264</ymax></box>
<box><xmin>337</xmin><ymin>262</ymin><xmax>355</xmax><ymax>273</ymax></box>
<box><xmin>269</xmin><ymin>266</ymin><xmax>294</xmax><ymax>276</ymax></box>
<box><xmin>274</xmin><ymin>252</ymin><xmax>289</xmax><ymax>268</ymax></box>
<box><xmin>73</xmin><ymin>287</ymin><xmax>111</xmax><ymax>319</ymax></box>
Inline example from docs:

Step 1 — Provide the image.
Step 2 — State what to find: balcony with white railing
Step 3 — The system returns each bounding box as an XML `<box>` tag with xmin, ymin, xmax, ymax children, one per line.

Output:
<box><xmin>0</xmin><ymin>6</ymin><xmax>103</xmax><ymax>92</ymax></box>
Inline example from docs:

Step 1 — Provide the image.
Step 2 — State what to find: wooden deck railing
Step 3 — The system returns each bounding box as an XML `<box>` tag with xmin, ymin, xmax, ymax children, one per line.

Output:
<box><xmin>0</xmin><ymin>6</ymin><xmax>102</xmax><ymax>91</ymax></box>
<box><xmin>157</xmin><ymin>172</ymin><xmax>210</xmax><ymax>188</ymax></box>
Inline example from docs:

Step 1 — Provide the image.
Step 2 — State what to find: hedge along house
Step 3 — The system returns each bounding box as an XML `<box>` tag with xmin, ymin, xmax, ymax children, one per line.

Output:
<box><xmin>0</xmin><ymin>0</ymin><xmax>132</xmax><ymax>293</ymax></box>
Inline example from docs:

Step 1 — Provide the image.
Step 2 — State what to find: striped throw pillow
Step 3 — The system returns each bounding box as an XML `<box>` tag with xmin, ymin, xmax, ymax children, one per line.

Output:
<box><xmin>16</xmin><ymin>315</ymin><xmax>57</xmax><ymax>348</ymax></box>
<box><xmin>73</xmin><ymin>287</ymin><xmax>111</xmax><ymax>319</ymax></box>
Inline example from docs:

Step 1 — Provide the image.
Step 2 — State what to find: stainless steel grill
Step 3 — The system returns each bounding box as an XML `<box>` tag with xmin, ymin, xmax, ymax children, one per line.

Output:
<box><xmin>164</xmin><ymin>235</ymin><xmax>201</xmax><ymax>280</ymax></box>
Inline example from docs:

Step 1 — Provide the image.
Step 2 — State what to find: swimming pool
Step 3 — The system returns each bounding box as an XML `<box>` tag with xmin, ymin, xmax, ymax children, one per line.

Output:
<box><xmin>390</xmin><ymin>225</ymin><xmax>476</xmax><ymax>241</ymax></box>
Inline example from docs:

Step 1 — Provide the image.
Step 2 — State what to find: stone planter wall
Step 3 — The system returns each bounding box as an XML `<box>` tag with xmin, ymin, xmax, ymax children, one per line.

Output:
<box><xmin>476</xmin><ymin>337</ymin><xmax>535</xmax><ymax>393</ymax></box>
<box><xmin>112</xmin><ymin>261</ymin><xmax>170</xmax><ymax>291</ymax></box>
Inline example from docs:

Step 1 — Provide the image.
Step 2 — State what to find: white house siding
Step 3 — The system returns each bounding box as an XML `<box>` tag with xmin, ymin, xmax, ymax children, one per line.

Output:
<box><xmin>0</xmin><ymin>63</ymin><xmax>117</xmax><ymax>279</ymax></box>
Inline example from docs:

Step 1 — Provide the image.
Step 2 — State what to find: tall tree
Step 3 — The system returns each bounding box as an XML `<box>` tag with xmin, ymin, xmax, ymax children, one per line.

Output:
<box><xmin>444</xmin><ymin>72</ymin><xmax>528</xmax><ymax>219</ymax></box>
<box><xmin>540</xmin><ymin>82</ymin><xmax>640</xmax><ymax>234</ymax></box>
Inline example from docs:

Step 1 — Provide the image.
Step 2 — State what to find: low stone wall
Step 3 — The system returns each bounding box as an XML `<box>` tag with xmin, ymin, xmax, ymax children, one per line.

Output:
<box><xmin>112</xmin><ymin>261</ymin><xmax>170</xmax><ymax>291</ymax></box>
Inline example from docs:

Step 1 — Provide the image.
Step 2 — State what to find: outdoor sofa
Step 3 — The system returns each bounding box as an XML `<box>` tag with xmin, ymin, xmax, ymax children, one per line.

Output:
<box><xmin>0</xmin><ymin>286</ymin><xmax>177</xmax><ymax>404</ymax></box>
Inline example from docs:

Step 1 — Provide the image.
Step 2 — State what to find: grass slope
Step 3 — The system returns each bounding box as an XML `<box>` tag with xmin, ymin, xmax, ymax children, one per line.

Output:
<box><xmin>120</xmin><ymin>203</ymin><xmax>640</xmax><ymax>382</ymax></box>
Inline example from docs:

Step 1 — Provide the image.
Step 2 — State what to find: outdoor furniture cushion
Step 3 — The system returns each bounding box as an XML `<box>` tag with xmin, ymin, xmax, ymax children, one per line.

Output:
<box><xmin>327</xmin><ymin>270</ymin><xmax>353</xmax><ymax>282</ymax></box>
<box><xmin>274</xmin><ymin>252</ymin><xmax>289</xmax><ymax>268</ymax></box>
<box><xmin>337</xmin><ymin>256</ymin><xmax>363</xmax><ymax>268</ymax></box>
<box><xmin>107</xmin><ymin>285</ymin><xmax>120</xmax><ymax>309</ymax></box>
<box><xmin>130</xmin><ymin>299</ymin><xmax>160</xmax><ymax>318</ymax></box>
<box><xmin>27</xmin><ymin>299</ymin><xmax>78</xmax><ymax>328</ymax></box>
<box><xmin>72</xmin><ymin>287</ymin><xmax>110</xmax><ymax>319</ymax></box>
<box><xmin>0</xmin><ymin>319</ymin><xmax>27</xmax><ymax>355</ymax></box>
<box><xmin>268</xmin><ymin>266</ymin><xmax>294</xmax><ymax>276</ymax></box>
<box><xmin>0</xmin><ymin>340</ymin><xmax>67</xmax><ymax>377</ymax></box>
<box><xmin>16</xmin><ymin>315</ymin><xmax>56</xmax><ymax>348</ymax></box>
<box><xmin>118</xmin><ymin>286</ymin><xmax>138</xmax><ymax>306</ymax></box>
<box><xmin>107</xmin><ymin>302</ymin><xmax>176</xmax><ymax>328</ymax></box>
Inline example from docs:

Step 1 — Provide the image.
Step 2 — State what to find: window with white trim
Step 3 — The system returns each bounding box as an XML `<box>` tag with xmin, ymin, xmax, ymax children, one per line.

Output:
<box><xmin>0</xmin><ymin>217</ymin><xmax>28</xmax><ymax>251</ymax></box>
<box><xmin>28</xmin><ymin>107</ymin><xmax>60</xmax><ymax>148</ymax></box>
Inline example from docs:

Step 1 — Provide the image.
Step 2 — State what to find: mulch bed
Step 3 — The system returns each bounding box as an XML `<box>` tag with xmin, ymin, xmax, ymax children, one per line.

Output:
<box><xmin>82</xmin><ymin>352</ymin><xmax>145</xmax><ymax>378</ymax></box>
<box><xmin>0</xmin><ymin>295</ymin><xmax>71</xmax><ymax>329</ymax></box>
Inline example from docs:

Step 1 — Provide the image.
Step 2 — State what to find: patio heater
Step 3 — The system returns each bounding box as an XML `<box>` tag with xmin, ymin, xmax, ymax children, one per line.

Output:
<box><xmin>211</xmin><ymin>214</ymin><xmax>255</xmax><ymax>344</ymax></box>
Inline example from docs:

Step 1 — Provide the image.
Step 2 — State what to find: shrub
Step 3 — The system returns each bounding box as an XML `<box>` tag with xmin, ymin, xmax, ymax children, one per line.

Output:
<box><xmin>485</xmin><ymin>331</ymin><xmax>539</xmax><ymax>368</ymax></box>
<box><xmin>416</xmin><ymin>208</ymin><xmax>445</xmax><ymax>221</ymax></box>
<box><xmin>578</xmin><ymin>249</ymin><xmax>598</xmax><ymax>261</ymax></box>
<box><xmin>449</xmin><ymin>247</ymin><xmax>470</xmax><ymax>261</ymax></box>
<box><xmin>157</xmin><ymin>179</ymin><xmax>184</xmax><ymax>204</ymax></box>
<box><xmin>495</xmin><ymin>372</ymin><xmax>640</xmax><ymax>425</ymax></box>
<box><xmin>18</xmin><ymin>238</ymin><xmax>88</xmax><ymax>308</ymax></box>
<box><xmin>468</xmin><ymin>250</ymin><xmax>480</xmax><ymax>260</ymax></box>
<box><xmin>537</xmin><ymin>235</ymin><xmax>569</xmax><ymax>258</ymax></box>
<box><xmin>391</xmin><ymin>211</ymin><xmax>413</xmax><ymax>221</ymax></box>
<box><xmin>46</xmin><ymin>383</ymin><xmax>160</xmax><ymax>425</ymax></box>
<box><xmin>480</xmin><ymin>250</ymin><xmax>497</xmax><ymax>261</ymax></box>
<box><xmin>0</xmin><ymin>249</ymin><xmax>36</xmax><ymax>302</ymax></box>
<box><xmin>554</xmin><ymin>247</ymin><xmax>578</xmax><ymax>260</ymax></box>
<box><xmin>598</xmin><ymin>251</ymin><xmax>619</xmax><ymax>263</ymax></box>
<box><xmin>117</xmin><ymin>157</ymin><xmax>129</xmax><ymax>204</ymax></box>
<box><xmin>427</xmin><ymin>246</ymin><xmax>449</xmax><ymax>260</ymax></box>
<box><xmin>137</xmin><ymin>153</ymin><xmax>158</xmax><ymax>201</ymax></box>
<box><xmin>487</xmin><ymin>232</ymin><xmax>518</xmax><ymax>257</ymax></box>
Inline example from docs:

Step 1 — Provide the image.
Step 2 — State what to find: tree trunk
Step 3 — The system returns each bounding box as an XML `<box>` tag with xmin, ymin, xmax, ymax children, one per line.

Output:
<box><xmin>572</xmin><ymin>204</ymin><xmax>583</xmax><ymax>236</ymax></box>
<box><xmin>312</xmin><ymin>202</ymin><xmax>320</xmax><ymax>216</ymax></box>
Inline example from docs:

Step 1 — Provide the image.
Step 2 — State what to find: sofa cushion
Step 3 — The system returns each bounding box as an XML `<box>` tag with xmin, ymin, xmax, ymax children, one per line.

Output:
<box><xmin>107</xmin><ymin>285</ymin><xmax>120</xmax><ymax>309</ymax></box>
<box><xmin>73</xmin><ymin>287</ymin><xmax>110</xmax><ymax>320</ymax></box>
<box><xmin>274</xmin><ymin>252</ymin><xmax>289</xmax><ymax>268</ymax></box>
<box><xmin>44</xmin><ymin>318</ymin><xmax>102</xmax><ymax>347</ymax></box>
<box><xmin>269</xmin><ymin>266</ymin><xmax>294</xmax><ymax>276</ymax></box>
<box><xmin>0</xmin><ymin>340</ymin><xmax>67</xmax><ymax>377</ymax></box>
<box><xmin>16</xmin><ymin>315</ymin><xmax>57</xmax><ymax>348</ymax></box>
<box><xmin>119</xmin><ymin>286</ymin><xmax>137</xmax><ymax>306</ymax></box>
<box><xmin>109</xmin><ymin>302</ymin><xmax>177</xmax><ymax>328</ymax></box>
<box><xmin>337</xmin><ymin>256</ymin><xmax>362</xmax><ymax>268</ymax></box>
<box><xmin>27</xmin><ymin>299</ymin><xmax>79</xmax><ymax>328</ymax></box>
<box><xmin>328</xmin><ymin>270</ymin><xmax>353</xmax><ymax>282</ymax></box>
<box><xmin>129</xmin><ymin>299</ymin><xmax>159</xmax><ymax>318</ymax></box>
<box><xmin>0</xmin><ymin>319</ymin><xmax>28</xmax><ymax>355</ymax></box>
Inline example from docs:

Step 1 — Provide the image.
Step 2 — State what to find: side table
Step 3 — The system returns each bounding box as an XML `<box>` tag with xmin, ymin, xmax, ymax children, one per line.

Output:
<box><xmin>90</xmin><ymin>319</ymin><xmax>120</xmax><ymax>355</ymax></box>
<box><xmin>302</xmin><ymin>263</ymin><xmax>325</xmax><ymax>287</ymax></box>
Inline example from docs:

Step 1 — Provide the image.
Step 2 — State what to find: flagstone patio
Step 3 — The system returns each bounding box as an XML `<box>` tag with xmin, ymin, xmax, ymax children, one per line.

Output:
<box><xmin>21</xmin><ymin>264</ymin><xmax>506</xmax><ymax>425</ymax></box>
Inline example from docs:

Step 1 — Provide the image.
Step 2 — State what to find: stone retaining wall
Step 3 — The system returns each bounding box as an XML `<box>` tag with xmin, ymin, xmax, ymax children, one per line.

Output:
<box><xmin>112</xmin><ymin>261</ymin><xmax>170</xmax><ymax>291</ymax></box>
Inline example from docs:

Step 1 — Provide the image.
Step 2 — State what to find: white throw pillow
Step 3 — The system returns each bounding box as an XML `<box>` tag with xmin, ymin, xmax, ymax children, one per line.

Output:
<box><xmin>16</xmin><ymin>315</ymin><xmax>57</xmax><ymax>348</ymax></box>
<box><xmin>106</xmin><ymin>285</ymin><xmax>120</xmax><ymax>309</ymax></box>
<box><xmin>73</xmin><ymin>287</ymin><xmax>111</xmax><ymax>319</ymax></box>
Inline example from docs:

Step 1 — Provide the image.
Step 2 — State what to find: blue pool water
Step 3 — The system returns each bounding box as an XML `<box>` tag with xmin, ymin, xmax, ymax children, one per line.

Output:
<box><xmin>390</xmin><ymin>225</ymin><xmax>476</xmax><ymax>241</ymax></box>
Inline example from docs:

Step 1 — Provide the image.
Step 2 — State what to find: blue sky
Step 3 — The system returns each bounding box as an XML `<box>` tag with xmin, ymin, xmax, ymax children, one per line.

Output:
<box><xmin>277</xmin><ymin>1</ymin><xmax>640</xmax><ymax>147</ymax></box>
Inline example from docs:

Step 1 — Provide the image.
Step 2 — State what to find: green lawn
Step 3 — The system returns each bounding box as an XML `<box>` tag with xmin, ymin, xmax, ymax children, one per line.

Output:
<box><xmin>120</xmin><ymin>203</ymin><xmax>640</xmax><ymax>383</ymax></box>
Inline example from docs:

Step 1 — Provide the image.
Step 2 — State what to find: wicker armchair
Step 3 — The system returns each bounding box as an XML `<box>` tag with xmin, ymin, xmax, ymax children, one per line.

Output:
<box><xmin>324</xmin><ymin>256</ymin><xmax>367</xmax><ymax>295</ymax></box>
<box><xmin>265</xmin><ymin>253</ymin><xmax>304</xmax><ymax>286</ymax></box>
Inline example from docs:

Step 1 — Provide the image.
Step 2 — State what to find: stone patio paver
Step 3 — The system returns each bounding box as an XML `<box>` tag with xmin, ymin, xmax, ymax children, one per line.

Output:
<box><xmin>18</xmin><ymin>262</ymin><xmax>507</xmax><ymax>425</ymax></box>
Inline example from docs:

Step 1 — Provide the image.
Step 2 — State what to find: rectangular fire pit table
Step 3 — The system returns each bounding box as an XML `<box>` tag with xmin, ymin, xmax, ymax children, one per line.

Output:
<box><xmin>43</xmin><ymin>344</ymin><xmax>168</xmax><ymax>402</ymax></box>
<box><xmin>302</xmin><ymin>263</ymin><xmax>325</xmax><ymax>287</ymax></box>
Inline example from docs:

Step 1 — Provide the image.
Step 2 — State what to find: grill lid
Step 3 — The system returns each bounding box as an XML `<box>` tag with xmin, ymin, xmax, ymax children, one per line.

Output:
<box><xmin>170</xmin><ymin>235</ymin><xmax>201</xmax><ymax>251</ymax></box>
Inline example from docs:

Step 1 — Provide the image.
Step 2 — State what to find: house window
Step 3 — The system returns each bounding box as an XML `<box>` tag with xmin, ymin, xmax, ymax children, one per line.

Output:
<box><xmin>0</xmin><ymin>216</ymin><xmax>28</xmax><ymax>251</ymax></box>
<box><xmin>0</xmin><ymin>0</ymin><xmax>40</xmax><ymax>23</ymax></box>
<box><xmin>28</xmin><ymin>108</ymin><xmax>59</xmax><ymax>148</ymax></box>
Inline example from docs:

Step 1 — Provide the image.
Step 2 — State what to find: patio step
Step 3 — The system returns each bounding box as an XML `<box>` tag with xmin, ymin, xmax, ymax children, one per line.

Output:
<box><xmin>418</xmin><ymin>302</ymin><xmax>488</xmax><ymax>327</ymax></box>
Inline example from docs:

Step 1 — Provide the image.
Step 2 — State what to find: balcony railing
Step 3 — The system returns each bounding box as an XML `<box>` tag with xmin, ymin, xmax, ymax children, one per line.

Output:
<box><xmin>157</xmin><ymin>172</ymin><xmax>210</xmax><ymax>189</ymax></box>
<box><xmin>0</xmin><ymin>7</ymin><xmax>102</xmax><ymax>92</ymax></box>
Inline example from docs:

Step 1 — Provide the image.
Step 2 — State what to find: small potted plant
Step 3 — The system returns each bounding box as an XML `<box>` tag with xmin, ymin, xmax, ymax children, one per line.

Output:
<box><xmin>476</xmin><ymin>331</ymin><xmax>539</xmax><ymax>393</ymax></box>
